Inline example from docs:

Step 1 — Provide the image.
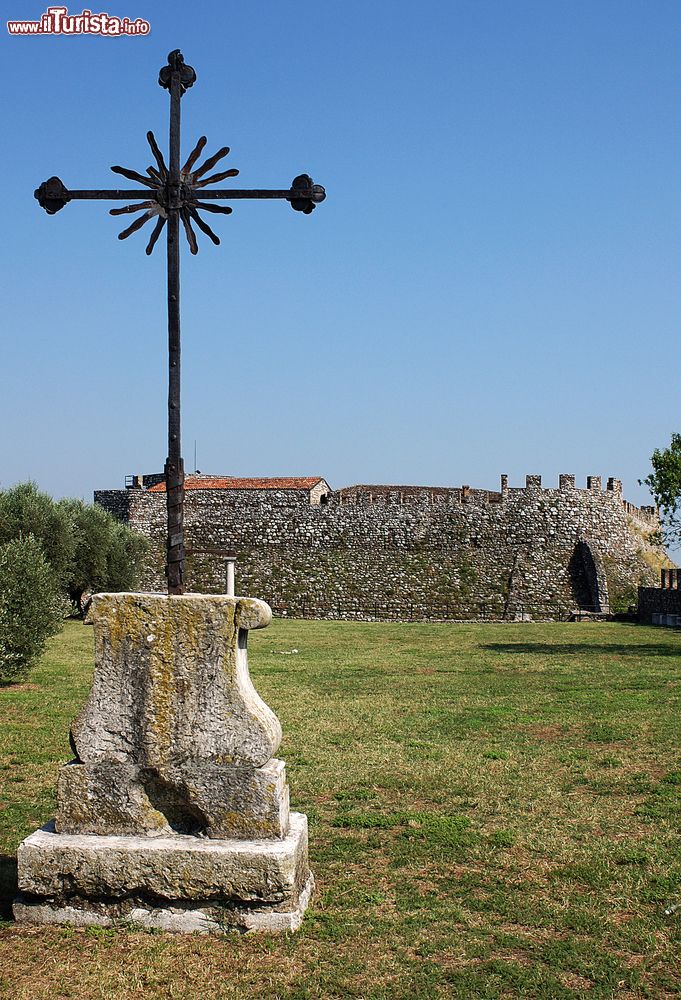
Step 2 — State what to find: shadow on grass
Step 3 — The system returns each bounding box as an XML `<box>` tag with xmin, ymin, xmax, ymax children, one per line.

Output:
<box><xmin>482</xmin><ymin>643</ymin><xmax>681</xmax><ymax>657</ymax></box>
<box><xmin>0</xmin><ymin>855</ymin><xmax>17</xmax><ymax>920</ymax></box>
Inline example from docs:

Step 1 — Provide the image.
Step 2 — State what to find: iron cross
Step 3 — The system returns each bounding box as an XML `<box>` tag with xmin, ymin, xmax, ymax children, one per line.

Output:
<box><xmin>35</xmin><ymin>49</ymin><xmax>325</xmax><ymax>596</ymax></box>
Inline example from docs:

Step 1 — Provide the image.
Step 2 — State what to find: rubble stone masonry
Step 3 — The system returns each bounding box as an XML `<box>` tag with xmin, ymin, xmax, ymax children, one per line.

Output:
<box><xmin>95</xmin><ymin>475</ymin><xmax>666</xmax><ymax>621</ymax></box>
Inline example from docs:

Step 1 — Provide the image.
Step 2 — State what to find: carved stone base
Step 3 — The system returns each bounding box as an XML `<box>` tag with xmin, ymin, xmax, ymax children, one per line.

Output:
<box><xmin>56</xmin><ymin>758</ymin><xmax>290</xmax><ymax>840</ymax></box>
<box><xmin>14</xmin><ymin>813</ymin><xmax>312</xmax><ymax>934</ymax></box>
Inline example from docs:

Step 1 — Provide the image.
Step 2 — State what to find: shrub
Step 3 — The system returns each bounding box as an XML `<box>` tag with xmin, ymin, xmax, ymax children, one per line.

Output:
<box><xmin>0</xmin><ymin>535</ymin><xmax>64</xmax><ymax>684</ymax></box>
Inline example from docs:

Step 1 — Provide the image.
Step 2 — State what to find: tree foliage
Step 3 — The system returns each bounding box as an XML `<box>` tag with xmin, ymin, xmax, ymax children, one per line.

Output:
<box><xmin>0</xmin><ymin>535</ymin><xmax>64</xmax><ymax>683</ymax></box>
<box><xmin>57</xmin><ymin>498</ymin><xmax>149</xmax><ymax>611</ymax></box>
<box><xmin>0</xmin><ymin>482</ymin><xmax>74</xmax><ymax>589</ymax></box>
<box><xmin>644</xmin><ymin>433</ymin><xmax>681</xmax><ymax>545</ymax></box>
<box><xmin>0</xmin><ymin>482</ymin><xmax>149</xmax><ymax>613</ymax></box>
<box><xmin>0</xmin><ymin>483</ymin><xmax>149</xmax><ymax>682</ymax></box>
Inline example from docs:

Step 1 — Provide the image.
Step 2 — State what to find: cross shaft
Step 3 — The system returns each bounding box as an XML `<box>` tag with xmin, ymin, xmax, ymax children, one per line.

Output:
<box><xmin>35</xmin><ymin>49</ymin><xmax>325</xmax><ymax>595</ymax></box>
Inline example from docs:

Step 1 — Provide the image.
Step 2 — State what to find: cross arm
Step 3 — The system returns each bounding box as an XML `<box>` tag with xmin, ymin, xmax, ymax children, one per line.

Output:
<box><xmin>35</xmin><ymin>174</ymin><xmax>326</xmax><ymax>217</ymax></box>
<box><xmin>197</xmin><ymin>175</ymin><xmax>326</xmax><ymax>215</ymax></box>
<box><xmin>34</xmin><ymin>177</ymin><xmax>153</xmax><ymax>215</ymax></box>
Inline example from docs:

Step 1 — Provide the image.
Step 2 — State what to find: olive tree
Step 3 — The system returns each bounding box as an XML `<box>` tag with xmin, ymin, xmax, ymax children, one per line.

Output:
<box><xmin>0</xmin><ymin>482</ymin><xmax>149</xmax><ymax>614</ymax></box>
<box><xmin>0</xmin><ymin>482</ymin><xmax>74</xmax><ymax>589</ymax></box>
<box><xmin>57</xmin><ymin>498</ymin><xmax>149</xmax><ymax>612</ymax></box>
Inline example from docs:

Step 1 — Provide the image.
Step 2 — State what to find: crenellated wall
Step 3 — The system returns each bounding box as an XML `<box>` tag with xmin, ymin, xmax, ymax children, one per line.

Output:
<box><xmin>95</xmin><ymin>474</ymin><xmax>665</xmax><ymax>621</ymax></box>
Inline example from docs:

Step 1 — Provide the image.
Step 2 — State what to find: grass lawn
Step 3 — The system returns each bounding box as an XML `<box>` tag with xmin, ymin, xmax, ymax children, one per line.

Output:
<box><xmin>0</xmin><ymin>618</ymin><xmax>679</xmax><ymax>999</ymax></box>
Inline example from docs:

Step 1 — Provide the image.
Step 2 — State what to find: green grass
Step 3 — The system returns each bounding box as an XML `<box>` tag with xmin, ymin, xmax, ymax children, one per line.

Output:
<box><xmin>0</xmin><ymin>619</ymin><xmax>680</xmax><ymax>999</ymax></box>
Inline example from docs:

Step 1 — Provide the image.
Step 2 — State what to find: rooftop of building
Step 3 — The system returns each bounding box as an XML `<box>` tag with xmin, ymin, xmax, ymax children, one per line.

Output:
<box><xmin>146</xmin><ymin>475</ymin><xmax>327</xmax><ymax>493</ymax></box>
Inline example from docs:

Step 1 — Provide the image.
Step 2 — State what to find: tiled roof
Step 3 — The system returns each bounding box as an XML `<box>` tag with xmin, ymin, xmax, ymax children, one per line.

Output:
<box><xmin>147</xmin><ymin>476</ymin><xmax>324</xmax><ymax>493</ymax></box>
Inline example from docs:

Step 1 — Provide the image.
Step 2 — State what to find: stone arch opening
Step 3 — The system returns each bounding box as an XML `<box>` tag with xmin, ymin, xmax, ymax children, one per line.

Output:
<box><xmin>568</xmin><ymin>538</ymin><xmax>609</xmax><ymax>613</ymax></box>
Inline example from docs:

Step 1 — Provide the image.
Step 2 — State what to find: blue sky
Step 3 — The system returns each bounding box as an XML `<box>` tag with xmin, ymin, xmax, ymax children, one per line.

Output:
<box><xmin>2</xmin><ymin>0</ymin><xmax>679</xmax><ymax>509</ymax></box>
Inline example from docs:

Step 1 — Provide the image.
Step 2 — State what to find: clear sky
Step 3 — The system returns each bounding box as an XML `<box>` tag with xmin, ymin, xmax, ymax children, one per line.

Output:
<box><xmin>2</xmin><ymin>0</ymin><xmax>679</xmax><ymax>510</ymax></box>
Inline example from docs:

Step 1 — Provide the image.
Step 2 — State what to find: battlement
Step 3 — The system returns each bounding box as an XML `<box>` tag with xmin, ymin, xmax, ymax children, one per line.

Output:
<box><xmin>332</xmin><ymin>474</ymin><xmax>657</xmax><ymax>522</ymax></box>
<box><xmin>504</xmin><ymin>473</ymin><xmax>622</xmax><ymax>494</ymax></box>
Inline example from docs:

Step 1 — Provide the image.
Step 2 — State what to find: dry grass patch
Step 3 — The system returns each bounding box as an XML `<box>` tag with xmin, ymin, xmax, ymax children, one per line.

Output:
<box><xmin>0</xmin><ymin>619</ymin><xmax>679</xmax><ymax>999</ymax></box>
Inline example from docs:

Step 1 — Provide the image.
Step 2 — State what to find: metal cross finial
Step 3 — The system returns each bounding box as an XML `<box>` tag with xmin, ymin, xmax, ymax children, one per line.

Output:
<box><xmin>35</xmin><ymin>50</ymin><xmax>325</xmax><ymax>595</ymax></box>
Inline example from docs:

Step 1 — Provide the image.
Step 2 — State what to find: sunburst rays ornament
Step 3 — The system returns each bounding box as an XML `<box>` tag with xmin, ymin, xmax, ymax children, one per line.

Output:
<box><xmin>34</xmin><ymin>49</ymin><xmax>325</xmax><ymax>593</ymax></box>
<box><xmin>109</xmin><ymin>131</ymin><xmax>242</xmax><ymax>254</ymax></box>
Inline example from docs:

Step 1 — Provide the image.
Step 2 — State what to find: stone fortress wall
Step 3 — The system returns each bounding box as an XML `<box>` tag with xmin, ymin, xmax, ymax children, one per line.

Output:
<box><xmin>95</xmin><ymin>472</ymin><xmax>667</xmax><ymax>621</ymax></box>
<box><xmin>638</xmin><ymin>568</ymin><xmax>681</xmax><ymax>625</ymax></box>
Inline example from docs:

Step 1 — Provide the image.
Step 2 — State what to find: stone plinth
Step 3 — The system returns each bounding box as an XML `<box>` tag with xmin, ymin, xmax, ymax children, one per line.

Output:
<box><xmin>15</xmin><ymin>815</ymin><xmax>312</xmax><ymax>933</ymax></box>
<box><xmin>14</xmin><ymin>593</ymin><xmax>312</xmax><ymax>932</ymax></box>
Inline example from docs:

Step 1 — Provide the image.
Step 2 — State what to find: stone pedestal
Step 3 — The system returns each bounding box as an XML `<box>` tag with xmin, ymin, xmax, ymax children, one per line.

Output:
<box><xmin>14</xmin><ymin>593</ymin><xmax>313</xmax><ymax>933</ymax></box>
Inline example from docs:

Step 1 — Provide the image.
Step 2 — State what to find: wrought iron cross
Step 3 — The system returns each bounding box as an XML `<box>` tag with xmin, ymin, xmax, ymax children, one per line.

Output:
<box><xmin>35</xmin><ymin>50</ymin><xmax>325</xmax><ymax>596</ymax></box>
